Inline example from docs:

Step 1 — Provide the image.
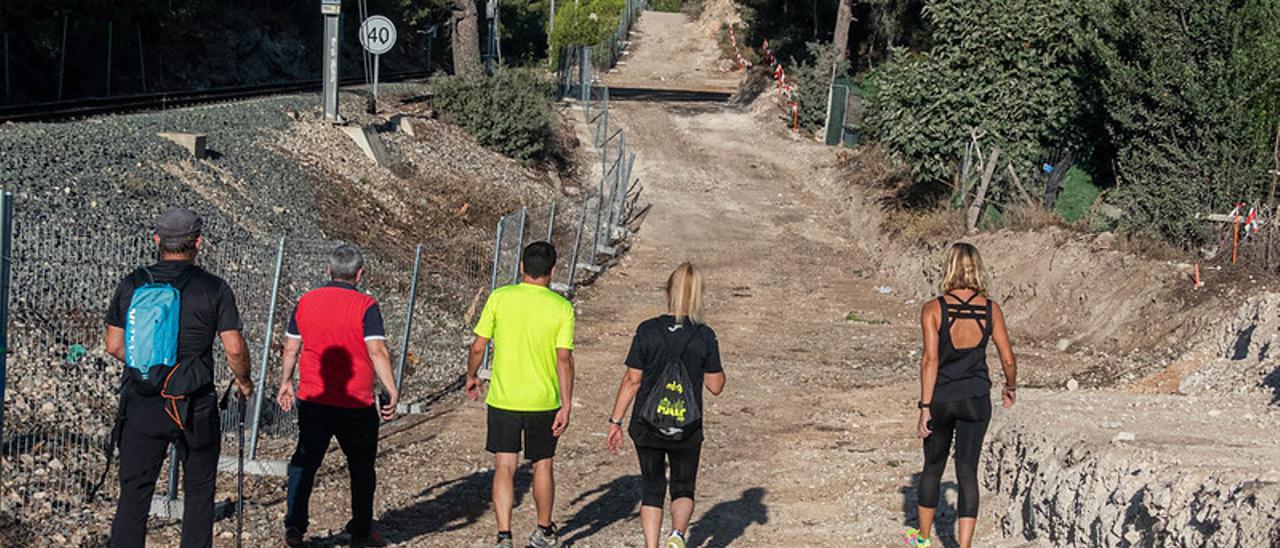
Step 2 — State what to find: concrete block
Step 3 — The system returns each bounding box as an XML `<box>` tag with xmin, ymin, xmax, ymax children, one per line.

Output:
<box><xmin>392</xmin><ymin>114</ymin><xmax>417</xmax><ymax>137</ymax></box>
<box><xmin>150</xmin><ymin>496</ymin><xmax>241</xmax><ymax>521</ymax></box>
<box><xmin>157</xmin><ymin>132</ymin><xmax>208</xmax><ymax>159</ymax></box>
<box><xmin>339</xmin><ymin>125</ymin><xmax>388</xmax><ymax>166</ymax></box>
<box><xmin>150</xmin><ymin>495</ymin><xmax>183</xmax><ymax>520</ymax></box>
<box><xmin>217</xmin><ymin>457</ymin><xmax>288</xmax><ymax>477</ymax></box>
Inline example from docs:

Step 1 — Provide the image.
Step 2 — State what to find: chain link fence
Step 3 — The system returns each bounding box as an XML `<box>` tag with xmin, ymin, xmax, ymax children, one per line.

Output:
<box><xmin>0</xmin><ymin>0</ymin><xmax>648</xmax><ymax>527</ymax></box>
<box><xmin>478</xmin><ymin>0</ymin><xmax>647</xmax><ymax>376</ymax></box>
<box><xmin>0</xmin><ymin>196</ymin><xmax>467</xmax><ymax>524</ymax></box>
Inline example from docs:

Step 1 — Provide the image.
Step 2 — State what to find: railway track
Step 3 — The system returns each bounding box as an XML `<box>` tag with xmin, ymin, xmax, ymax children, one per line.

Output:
<box><xmin>0</xmin><ymin>71</ymin><xmax>430</xmax><ymax>123</ymax></box>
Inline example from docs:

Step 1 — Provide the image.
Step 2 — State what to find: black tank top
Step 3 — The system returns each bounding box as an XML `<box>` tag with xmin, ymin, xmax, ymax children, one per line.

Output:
<box><xmin>933</xmin><ymin>292</ymin><xmax>993</xmax><ymax>403</ymax></box>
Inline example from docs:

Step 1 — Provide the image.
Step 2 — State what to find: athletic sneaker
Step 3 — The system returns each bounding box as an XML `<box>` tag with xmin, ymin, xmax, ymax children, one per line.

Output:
<box><xmin>284</xmin><ymin>527</ymin><xmax>306</xmax><ymax>548</ymax></box>
<box><xmin>527</xmin><ymin>523</ymin><xmax>559</xmax><ymax>548</ymax></box>
<box><xmin>495</xmin><ymin>536</ymin><xmax>514</xmax><ymax>548</ymax></box>
<box><xmin>664</xmin><ymin>530</ymin><xmax>687</xmax><ymax>548</ymax></box>
<box><xmin>904</xmin><ymin>528</ymin><xmax>932</xmax><ymax>547</ymax></box>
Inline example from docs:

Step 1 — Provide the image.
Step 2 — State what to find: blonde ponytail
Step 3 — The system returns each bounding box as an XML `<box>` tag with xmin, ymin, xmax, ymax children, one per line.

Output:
<box><xmin>666</xmin><ymin>262</ymin><xmax>705</xmax><ymax>325</ymax></box>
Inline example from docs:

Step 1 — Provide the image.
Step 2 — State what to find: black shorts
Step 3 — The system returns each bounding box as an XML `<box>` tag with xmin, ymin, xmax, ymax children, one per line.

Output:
<box><xmin>486</xmin><ymin>406</ymin><xmax>560</xmax><ymax>461</ymax></box>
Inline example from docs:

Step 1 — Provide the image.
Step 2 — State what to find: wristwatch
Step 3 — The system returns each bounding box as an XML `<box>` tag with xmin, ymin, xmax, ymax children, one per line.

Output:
<box><xmin>607</xmin><ymin>417</ymin><xmax>624</xmax><ymax>426</ymax></box>
<box><xmin>917</xmin><ymin>401</ymin><xmax>931</xmax><ymax>409</ymax></box>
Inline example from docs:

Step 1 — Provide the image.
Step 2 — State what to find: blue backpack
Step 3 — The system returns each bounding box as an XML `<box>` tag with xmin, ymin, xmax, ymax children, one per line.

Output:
<box><xmin>124</xmin><ymin>268</ymin><xmax>191</xmax><ymax>398</ymax></box>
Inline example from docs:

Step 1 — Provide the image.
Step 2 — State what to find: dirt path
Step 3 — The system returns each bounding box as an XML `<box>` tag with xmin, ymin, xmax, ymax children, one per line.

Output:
<box><xmin>606</xmin><ymin>11</ymin><xmax>741</xmax><ymax>93</ymax></box>
<box><xmin>225</xmin><ymin>11</ymin><xmax>1039</xmax><ymax>547</ymax></box>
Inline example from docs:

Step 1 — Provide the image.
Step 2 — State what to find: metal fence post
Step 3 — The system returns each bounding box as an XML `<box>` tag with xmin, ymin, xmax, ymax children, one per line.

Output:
<box><xmin>3</xmin><ymin>33</ymin><xmax>10</xmax><ymax>103</ymax></box>
<box><xmin>394</xmin><ymin>244</ymin><xmax>422</xmax><ymax>391</ymax></box>
<box><xmin>137</xmin><ymin>27</ymin><xmax>146</xmax><ymax>93</ymax></box>
<box><xmin>592</xmin><ymin>177</ymin><xmax>606</xmax><ymax>256</ymax></box>
<box><xmin>248</xmin><ymin>236</ymin><xmax>286</xmax><ymax>461</ymax></box>
<box><xmin>481</xmin><ymin>215</ymin><xmax>506</xmax><ymax>373</ymax></box>
<box><xmin>567</xmin><ymin>196</ymin><xmax>588</xmax><ymax>289</ymax></box>
<box><xmin>546</xmin><ymin>200</ymin><xmax>557</xmax><ymax>242</ymax></box>
<box><xmin>106</xmin><ymin>21</ymin><xmax>113</xmax><ymax>97</ymax></box>
<box><xmin>510</xmin><ymin>207</ymin><xmax>527</xmax><ymax>284</ymax></box>
<box><xmin>0</xmin><ymin>192</ymin><xmax>13</xmax><ymax>448</ymax></box>
<box><xmin>579</xmin><ymin>46</ymin><xmax>590</xmax><ymax>102</ymax></box>
<box><xmin>57</xmin><ymin>16</ymin><xmax>68</xmax><ymax>100</ymax></box>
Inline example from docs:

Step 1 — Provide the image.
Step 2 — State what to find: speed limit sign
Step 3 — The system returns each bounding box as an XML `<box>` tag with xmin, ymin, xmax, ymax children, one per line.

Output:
<box><xmin>359</xmin><ymin>16</ymin><xmax>397</xmax><ymax>55</ymax></box>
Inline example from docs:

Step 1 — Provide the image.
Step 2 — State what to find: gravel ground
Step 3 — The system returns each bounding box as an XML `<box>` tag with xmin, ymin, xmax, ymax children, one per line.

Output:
<box><xmin>0</xmin><ymin>82</ymin><xmax>583</xmax><ymax>544</ymax></box>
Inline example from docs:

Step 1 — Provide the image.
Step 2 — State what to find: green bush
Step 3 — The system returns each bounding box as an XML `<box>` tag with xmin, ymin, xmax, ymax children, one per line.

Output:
<box><xmin>1086</xmin><ymin>0</ymin><xmax>1280</xmax><ymax>245</ymax></box>
<box><xmin>1054</xmin><ymin>167</ymin><xmax>1099</xmax><ymax>223</ymax></box>
<box><xmin>652</xmin><ymin>0</ymin><xmax>683</xmax><ymax>12</ymax></box>
<box><xmin>788</xmin><ymin>42</ymin><xmax>851</xmax><ymax>134</ymax></box>
<box><xmin>863</xmin><ymin>0</ymin><xmax>1089</xmax><ymax>195</ymax></box>
<box><xmin>432</xmin><ymin>69</ymin><xmax>552</xmax><ymax>162</ymax></box>
<box><xmin>550</xmin><ymin>0</ymin><xmax>626</xmax><ymax>50</ymax></box>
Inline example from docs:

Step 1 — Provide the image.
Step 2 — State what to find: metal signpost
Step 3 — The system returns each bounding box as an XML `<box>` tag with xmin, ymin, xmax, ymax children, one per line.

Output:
<box><xmin>359</xmin><ymin>15</ymin><xmax>397</xmax><ymax>112</ymax></box>
<box><xmin>321</xmin><ymin>0</ymin><xmax>342</xmax><ymax>121</ymax></box>
<box><xmin>485</xmin><ymin>0</ymin><xmax>499</xmax><ymax>74</ymax></box>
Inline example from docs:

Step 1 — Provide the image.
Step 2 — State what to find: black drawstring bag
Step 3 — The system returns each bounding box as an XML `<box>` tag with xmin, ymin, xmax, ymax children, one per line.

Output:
<box><xmin>639</xmin><ymin>325</ymin><xmax>702</xmax><ymax>442</ymax></box>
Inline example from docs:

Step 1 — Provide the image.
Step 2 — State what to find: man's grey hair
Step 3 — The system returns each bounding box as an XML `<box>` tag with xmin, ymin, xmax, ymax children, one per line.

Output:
<box><xmin>329</xmin><ymin>244</ymin><xmax>364</xmax><ymax>281</ymax></box>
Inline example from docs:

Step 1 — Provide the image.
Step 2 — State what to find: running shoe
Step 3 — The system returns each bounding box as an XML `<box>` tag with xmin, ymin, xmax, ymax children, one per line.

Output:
<box><xmin>904</xmin><ymin>528</ymin><xmax>932</xmax><ymax>547</ymax></box>
<box><xmin>527</xmin><ymin>523</ymin><xmax>559</xmax><ymax>548</ymax></box>
<box><xmin>664</xmin><ymin>530</ymin><xmax>687</xmax><ymax>548</ymax></box>
<box><xmin>496</xmin><ymin>533</ymin><xmax>515</xmax><ymax>548</ymax></box>
<box><xmin>284</xmin><ymin>527</ymin><xmax>307</xmax><ymax>548</ymax></box>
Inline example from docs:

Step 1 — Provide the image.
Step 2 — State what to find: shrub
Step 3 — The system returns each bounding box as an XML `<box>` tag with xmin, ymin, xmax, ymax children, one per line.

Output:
<box><xmin>788</xmin><ymin>42</ymin><xmax>851</xmax><ymax>134</ymax></box>
<box><xmin>550</xmin><ymin>0</ymin><xmax>626</xmax><ymax>50</ymax></box>
<box><xmin>652</xmin><ymin>0</ymin><xmax>683</xmax><ymax>12</ymax></box>
<box><xmin>1085</xmin><ymin>0</ymin><xmax>1280</xmax><ymax>245</ymax></box>
<box><xmin>432</xmin><ymin>69</ymin><xmax>552</xmax><ymax>162</ymax></box>
<box><xmin>863</xmin><ymin>0</ymin><xmax>1089</xmax><ymax>196</ymax></box>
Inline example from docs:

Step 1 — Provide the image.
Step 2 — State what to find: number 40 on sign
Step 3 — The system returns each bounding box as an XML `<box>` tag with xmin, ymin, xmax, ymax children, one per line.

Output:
<box><xmin>360</xmin><ymin>16</ymin><xmax>397</xmax><ymax>103</ymax></box>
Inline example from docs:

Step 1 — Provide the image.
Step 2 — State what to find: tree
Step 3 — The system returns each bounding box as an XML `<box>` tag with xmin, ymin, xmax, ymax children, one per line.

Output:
<box><xmin>833</xmin><ymin>0</ymin><xmax>854</xmax><ymax>59</ymax></box>
<box><xmin>452</xmin><ymin>0</ymin><xmax>482</xmax><ymax>73</ymax></box>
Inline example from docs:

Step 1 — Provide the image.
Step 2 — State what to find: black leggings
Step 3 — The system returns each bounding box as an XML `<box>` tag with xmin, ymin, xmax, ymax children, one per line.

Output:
<box><xmin>918</xmin><ymin>395</ymin><xmax>991</xmax><ymax>518</ymax></box>
<box><xmin>637</xmin><ymin>445</ymin><xmax>702</xmax><ymax>508</ymax></box>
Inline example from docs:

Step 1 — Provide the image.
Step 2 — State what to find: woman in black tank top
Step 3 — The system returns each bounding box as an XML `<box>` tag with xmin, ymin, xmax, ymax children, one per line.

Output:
<box><xmin>906</xmin><ymin>243</ymin><xmax>1018</xmax><ymax>548</ymax></box>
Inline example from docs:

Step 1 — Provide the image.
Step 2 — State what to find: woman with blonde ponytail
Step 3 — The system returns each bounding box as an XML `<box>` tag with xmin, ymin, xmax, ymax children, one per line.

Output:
<box><xmin>906</xmin><ymin>243</ymin><xmax>1017</xmax><ymax>548</ymax></box>
<box><xmin>606</xmin><ymin>262</ymin><xmax>725</xmax><ymax>548</ymax></box>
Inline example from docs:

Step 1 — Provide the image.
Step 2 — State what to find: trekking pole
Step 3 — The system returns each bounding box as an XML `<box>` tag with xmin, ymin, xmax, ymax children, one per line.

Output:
<box><xmin>219</xmin><ymin>383</ymin><xmax>247</xmax><ymax>548</ymax></box>
<box><xmin>236</xmin><ymin>391</ymin><xmax>247</xmax><ymax>548</ymax></box>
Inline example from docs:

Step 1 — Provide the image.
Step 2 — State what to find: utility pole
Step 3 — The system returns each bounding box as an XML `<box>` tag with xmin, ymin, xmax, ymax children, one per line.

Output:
<box><xmin>321</xmin><ymin>0</ymin><xmax>342</xmax><ymax>121</ymax></box>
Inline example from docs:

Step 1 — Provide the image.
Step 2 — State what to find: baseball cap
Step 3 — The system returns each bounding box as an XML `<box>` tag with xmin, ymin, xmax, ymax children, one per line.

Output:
<box><xmin>155</xmin><ymin>208</ymin><xmax>204</xmax><ymax>239</ymax></box>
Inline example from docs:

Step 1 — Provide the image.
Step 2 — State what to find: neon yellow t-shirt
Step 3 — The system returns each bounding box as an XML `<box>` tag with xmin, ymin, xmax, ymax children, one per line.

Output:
<box><xmin>474</xmin><ymin>283</ymin><xmax>575</xmax><ymax>411</ymax></box>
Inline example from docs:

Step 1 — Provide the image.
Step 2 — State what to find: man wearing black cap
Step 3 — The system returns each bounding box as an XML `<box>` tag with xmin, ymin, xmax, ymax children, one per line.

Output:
<box><xmin>104</xmin><ymin>208</ymin><xmax>254</xmax><ymax>548</ymax></box>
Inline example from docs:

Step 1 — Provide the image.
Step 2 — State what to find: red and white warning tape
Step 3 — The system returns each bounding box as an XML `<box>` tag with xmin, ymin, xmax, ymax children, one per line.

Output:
<box><xmin>761</xmin><ymin>39</ymin><xmax>799</xmax><ymax>133</ymax></box>
<box><xmin>726</xmin><ymin>24</ymin><xmax>753</xmax><ymax>69</ymax></box>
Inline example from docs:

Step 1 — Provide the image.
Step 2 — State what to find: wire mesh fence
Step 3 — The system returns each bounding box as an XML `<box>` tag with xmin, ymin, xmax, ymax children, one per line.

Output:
<box><xmin>478</xmin><ymin>0</ymin><xmax>647</xmax><ymax>377</ymax></box>
<box><xmin>0</xmin><ymin>1</ymin><xmax>647</xmax><ymax>525</ymax></box>
<box><xmin>0</xmin><ymin>203</ymin><xmax>449</xmax><ymax>522</ymax></box>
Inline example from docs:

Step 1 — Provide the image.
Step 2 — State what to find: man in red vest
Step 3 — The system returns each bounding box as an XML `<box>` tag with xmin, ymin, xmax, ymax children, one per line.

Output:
<box><xmin>276</xmin><ymin>244</ymin><xmax>399</xmax><ymax>548</ymax></box>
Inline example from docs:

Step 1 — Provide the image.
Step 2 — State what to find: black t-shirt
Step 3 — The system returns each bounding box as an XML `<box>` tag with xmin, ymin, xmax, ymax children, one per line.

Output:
<box><xmin>106</xmin><ymin>260</ymin><xmax>243</xmax><ymax>393</ymax></box>
<box><xmin>625</xmin><ymin>315</ymin><xmax>722</xmax><ymax>449</ymax></box>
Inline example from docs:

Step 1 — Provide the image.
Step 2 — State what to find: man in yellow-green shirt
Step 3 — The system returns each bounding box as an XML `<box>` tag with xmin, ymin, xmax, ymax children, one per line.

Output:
<box><xmin>466</xmin><ymin>241</ymin><xmax>575</xmax><ymax>548</ymax></box>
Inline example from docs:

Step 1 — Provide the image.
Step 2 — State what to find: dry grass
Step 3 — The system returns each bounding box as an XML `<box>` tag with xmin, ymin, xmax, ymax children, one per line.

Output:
<box><xmin>1004</xmin><ymin>202</ymin><xmax>1069</xmax><ymax>232</ymax></box>
<box><xmin>884</xmin><ymin>206</ymin><xmax>967</xmax><ymax>248</ymax></box>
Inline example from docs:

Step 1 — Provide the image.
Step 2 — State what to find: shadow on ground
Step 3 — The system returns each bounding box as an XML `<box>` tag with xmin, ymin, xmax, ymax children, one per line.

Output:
<box><xmin>559</xmin><ymin>475</ymin><xmax>643</xmax><ymax>546</ymax></box>
<box><xmin>901</xmin><ymin>472</ymin><xmax>961</xmax><ymax>548</ymax></box>
<box><xmin>374</xmin><ymin>465</ymin><xmax>534</xmax><ymax>545</ymax></box>
<box><xmin>687</xmin><ymin>487</ymin><xmax>769</xmax><ymax>547</ymax></box>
